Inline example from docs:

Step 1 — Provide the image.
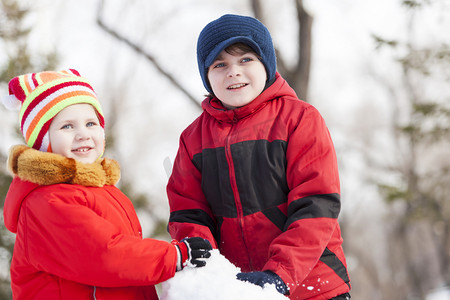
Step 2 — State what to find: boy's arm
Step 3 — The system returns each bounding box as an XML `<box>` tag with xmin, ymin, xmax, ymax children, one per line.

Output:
<box><xmin>263</xmin><ymin>106</ymin><xmax>344</xmax><ymax>290</ymax></box>
<box><xmin>167</xmin><ymin>135</ymin><xmax>218</xmax><ymax>248</ymax></box>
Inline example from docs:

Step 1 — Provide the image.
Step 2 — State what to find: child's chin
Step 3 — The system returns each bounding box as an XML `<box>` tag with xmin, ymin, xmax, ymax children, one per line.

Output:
<box><xmin>73</xmin><ymin>155</ymin><xmax>97</xmax><ymax>164</ymax></box>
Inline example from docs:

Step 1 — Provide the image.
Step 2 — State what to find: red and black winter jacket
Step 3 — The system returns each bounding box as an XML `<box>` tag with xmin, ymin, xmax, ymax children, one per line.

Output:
<box><xmin>167</xmin><ymin>73</ymin><xmax>351</xmax><ymax>299</ymax></box>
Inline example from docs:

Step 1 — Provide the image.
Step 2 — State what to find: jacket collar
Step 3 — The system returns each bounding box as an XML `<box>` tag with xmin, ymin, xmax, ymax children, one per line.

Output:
<box><xmin>4</xmin><ymin>145</ymin><xmax>121</xmax><ymax>233</ymax></box>
<box><xmin>7</xmin><ymin>144</ymin><xmax>120</xmax><ymax>187</ymax></box>
<box><xmin>201</xmin><ymin>73</ymin><xmax>298</xmax><ymax>123</ymax></box>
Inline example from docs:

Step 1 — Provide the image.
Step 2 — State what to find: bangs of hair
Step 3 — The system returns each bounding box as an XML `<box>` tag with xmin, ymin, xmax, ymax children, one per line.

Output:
<box><xmin>224</xmin><ymin>43</ymin><xmax>261</xmax><ymax>59</ymax></box>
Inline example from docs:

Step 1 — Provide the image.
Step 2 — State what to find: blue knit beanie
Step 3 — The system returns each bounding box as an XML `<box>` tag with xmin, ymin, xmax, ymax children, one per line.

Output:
<box><xmin>197</xmin><ymin>14</ymin><xmax>277</xmax><ymax>94</ymax></box>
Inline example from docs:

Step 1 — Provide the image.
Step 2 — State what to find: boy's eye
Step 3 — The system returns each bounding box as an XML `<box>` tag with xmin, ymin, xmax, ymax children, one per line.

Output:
<box><xmin>241</xmin><ymin>57</ymin><xmax>253</xmax><ymax>63</ymax></box>
<box><xmin>213</xmin><ymin>62</ymin><xmax>225</xmax><ymax>68</ymax></box>
<box><xmin>86</xmin><ymin>121</ymin><xmax>97</xmax><ymax>127</ymax></box>
<box><xmin>61</xmin><ymin>124</ymin><xmax>72</xmax><ymax>130</ymax></box>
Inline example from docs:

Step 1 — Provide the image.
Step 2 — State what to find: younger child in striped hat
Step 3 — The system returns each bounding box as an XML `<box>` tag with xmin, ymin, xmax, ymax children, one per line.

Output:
<box><xmin>2</xmin><ymin>69</ymin><xmax>212</xmax><ymax>299</ymax></box>
<box><xmin>3</xmin><ymin>69</ymin><xmax>105</xmax><ymax>157</ymax></box>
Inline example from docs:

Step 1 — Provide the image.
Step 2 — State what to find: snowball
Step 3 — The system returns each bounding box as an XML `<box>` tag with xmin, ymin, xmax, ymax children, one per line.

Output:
<box><xmin>161</xmin><ymin>250</ymin><xmax>287</xmax><ymax>300</ymax></box>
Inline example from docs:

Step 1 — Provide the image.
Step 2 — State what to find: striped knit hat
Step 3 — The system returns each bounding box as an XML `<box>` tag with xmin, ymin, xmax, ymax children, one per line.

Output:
<box><xmin>2</xmin><ymin>69</ymin><xmax>104</xmax><ymax>152</ymax></box>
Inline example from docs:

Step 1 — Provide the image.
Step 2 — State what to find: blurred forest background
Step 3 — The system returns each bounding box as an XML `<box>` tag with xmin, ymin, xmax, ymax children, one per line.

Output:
<box><xmin>0</xmin><ymin>0</ymin><xmax>449</xmax><ymax>299</ymax></box>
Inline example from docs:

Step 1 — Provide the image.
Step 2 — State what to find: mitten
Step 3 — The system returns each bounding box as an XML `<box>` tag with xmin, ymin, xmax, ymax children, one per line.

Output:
<box><xmin>236</xmin><ymin>270</ymin><xmax>289</xmax><ymax>295</ymax></box>
<box><xmin>172</xmin><ymin>237</ymin><xmax>212</xmax><ymax>271</ymax></box>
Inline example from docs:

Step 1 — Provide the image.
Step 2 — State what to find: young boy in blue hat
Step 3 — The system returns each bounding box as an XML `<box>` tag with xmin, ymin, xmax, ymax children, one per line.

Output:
<box><xmin>167</xmin><ymin>14</ymin><xmax>351</xmax><ymax>299</ymax></box>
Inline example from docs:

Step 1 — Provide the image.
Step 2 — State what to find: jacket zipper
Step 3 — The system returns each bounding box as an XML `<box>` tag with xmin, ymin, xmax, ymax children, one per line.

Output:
<box><xmin>224</xmin><ymin>118</ymin><xmax>254</xmax><ymax>270</ymax></box>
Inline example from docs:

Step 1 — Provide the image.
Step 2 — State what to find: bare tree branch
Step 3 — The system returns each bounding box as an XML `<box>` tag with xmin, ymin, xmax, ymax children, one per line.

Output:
<box><xmin>95</xmin><ymin>0</ymin><xmax>201</xmax><ymax>109</ymax></box>
<box><xmin>251</xmin><ymin>0</ymin><xmax>263</xmax><ymax>19</ymax></box>
<box><xmin>96</xmin><ymin>0</ymin><xmax>312</xmax><ymax>105</ymax></box>
<box><xmin>294</xmin><ymin>0</ymin><xmax>313</xmax><ymax>100</ymax></box>
<box><xmin>251</xmin><ymin>0</ymin><xmax>313</xmax><ymax>101</ymax></box>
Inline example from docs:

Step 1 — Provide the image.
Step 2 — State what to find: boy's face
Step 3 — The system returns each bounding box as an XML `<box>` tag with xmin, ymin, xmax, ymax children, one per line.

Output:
<box><xmin>49</xmin><ymin>103</ymin><xmax>105</xmax><ymax>164</ymax></box>
<box><xmin>207</xmin><ymin>49</ymin><xmax>267</xmax><ymax>109</ymax></box>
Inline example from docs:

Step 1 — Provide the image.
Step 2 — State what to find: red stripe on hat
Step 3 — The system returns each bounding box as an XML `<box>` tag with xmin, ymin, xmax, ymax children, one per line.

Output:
<box><xmin>21</xmin><ymin>81</ymin><xmax>95</xmax><ymax>130</ymax></box>
<box><xmin>95</xmin><ymin>110</ymin><xmax>105</xmax><ymax>128</ymax></box>
<box><xmin>32</xmin><ymin>119</ymin><xmax>52</xmax><ymax>151</ymax></box>
<box><xmin>69</xmin><ymin>69</ymin><xmax>81</xmax><ymax>76</ymax></box>
<box><xmin>31</xmin><ymin>73</ymin><xmax>39</xmax><ymax>88</ymax></box>
<box><xmin>98</xmin><ymin>114</ymin><xmax>105</xmax><ymax>128</ymax></box>
<box><xmin>8</xmin><ymin>77</ymin><xmax>26</xmax><ymax>102</ymax></box>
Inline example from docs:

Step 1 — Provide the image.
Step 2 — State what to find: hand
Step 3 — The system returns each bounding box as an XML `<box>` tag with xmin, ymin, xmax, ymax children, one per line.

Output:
<box><xmin>173</xmin><ymin>237</ymin><xmax>212</xmax><ymax>271</ymax></box>
<box><xmin>236</xmin><ymin>270</ymin><xmax>288</xmax><ymax>295</ymax></box>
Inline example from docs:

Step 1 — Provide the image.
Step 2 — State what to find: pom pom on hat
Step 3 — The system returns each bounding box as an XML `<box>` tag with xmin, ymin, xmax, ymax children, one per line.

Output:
<box><xmin>4</xmin><ymin>69</ymin><xmax>104</xmax><ymax>152</ymax></box>
<box><xmin>2</xmin><ymin>94</ymin><xmax>22</xmax><ymax>111</ymax></box>
<box><xmin>197</xmin><ymin>14</ymin><xmax>277</xmax><ymax>94</ymax></box>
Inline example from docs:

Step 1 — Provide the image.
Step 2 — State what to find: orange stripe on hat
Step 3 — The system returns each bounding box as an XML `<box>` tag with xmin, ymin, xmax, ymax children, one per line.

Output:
<box><xmin>19</xmin><ymin>74</ymin><xmax>33</xmax><ymax>96</ymax></box>
<box><xmin>25</xmin><ymin>90</ymin><xmax>96</xmax><ymax>141</ymax></box>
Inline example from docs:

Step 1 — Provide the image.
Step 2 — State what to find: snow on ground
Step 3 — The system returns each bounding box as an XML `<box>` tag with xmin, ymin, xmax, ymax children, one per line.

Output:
<box><xmin>161</xmin><ymin>250</ymin><xmax>287</xmax><ymax>300</ymax></box>
<box><xmin>426</xmin><ymin>287</ymin><xmax>450</xmax><ymax>300</ymax></box>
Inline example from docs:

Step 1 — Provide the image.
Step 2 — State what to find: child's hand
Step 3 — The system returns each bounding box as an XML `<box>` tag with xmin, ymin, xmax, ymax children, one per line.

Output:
<box><xmin>173</xmin><ymin>237</ymin><xmax>212</xmax><ymax>271</ymax></box>
<box><xmin>236</xmin><ymin>270</ymin><xmax>288</xmax><ymax>295</ymax></box>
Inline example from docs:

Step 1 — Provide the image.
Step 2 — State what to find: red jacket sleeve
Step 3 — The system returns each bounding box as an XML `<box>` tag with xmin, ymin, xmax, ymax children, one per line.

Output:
<box><xmin>20</xmin><ymin>185</ymin><xmax>177</xmax><ymax>287</ymax></box>
<box><xmin>167</xmin><ymin>134</ymin><xmax>218</xmax><ymax>248</ymax></box>
<box><xmin>263</xmin><ymin>106</ymin><xmax>341</xmax><ymax>287</ymax></box>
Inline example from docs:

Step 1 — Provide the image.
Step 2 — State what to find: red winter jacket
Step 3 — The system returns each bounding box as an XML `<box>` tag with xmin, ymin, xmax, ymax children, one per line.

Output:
<box><xmin>3</xmin><ymin>145</ymin><xmax>176</xmax><ymax>300</ymax></box>
<box><xmin>167</xmin><ymin>73</ymin><xmax>350</xmax><ymax>299</ymax></box>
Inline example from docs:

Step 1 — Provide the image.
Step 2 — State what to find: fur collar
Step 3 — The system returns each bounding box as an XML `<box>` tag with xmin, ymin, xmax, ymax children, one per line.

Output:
<box><xmin>8</xmin><ymin>145</ymin><xmax>120</xmax><ymax>187</ymax></box>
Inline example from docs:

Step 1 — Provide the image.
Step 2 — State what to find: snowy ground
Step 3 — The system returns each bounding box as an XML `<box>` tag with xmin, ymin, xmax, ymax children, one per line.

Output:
<box><xmin>426</xmin><ymin>287</ymin><xmax>450</xmax><ymax>300</ymax></box>
<box><xmin>161</xmin><ymin>250</ymin><xmax>287</xmax><ymax>300</ymax></box>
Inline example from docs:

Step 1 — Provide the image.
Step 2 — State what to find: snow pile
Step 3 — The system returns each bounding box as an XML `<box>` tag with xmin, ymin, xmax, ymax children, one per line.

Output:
<box><xmin>161</xmin><ymin>250</ymin><xmax>287</xmax><ymax>300</ymax></box>
<box><xmin>426</xmin><ymin>287</ymin><xmax>450</xmax><ymax>300</ymax></box>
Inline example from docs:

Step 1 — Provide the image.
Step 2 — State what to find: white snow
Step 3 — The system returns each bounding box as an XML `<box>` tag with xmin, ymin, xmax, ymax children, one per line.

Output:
<box><xmin>426</xmin><ymin>287</ymin><xmax>450</xmax><ymax>300</ymax></box>
<box><xmin>161</xmin><ymin>250</ymin><xmax>287</xmax><ymax>300</ymax></box>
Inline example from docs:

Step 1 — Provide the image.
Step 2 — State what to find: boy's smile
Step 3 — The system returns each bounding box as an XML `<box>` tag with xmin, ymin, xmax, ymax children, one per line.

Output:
<box><xmin>207</xmin><ymin>50</ymin><xmax>267</xmax><ymax>109</ymax></box>
<box><xmin>49</xmin><ymin>103</ymin><xmax>105</xmax><ymax>164</ymax></box>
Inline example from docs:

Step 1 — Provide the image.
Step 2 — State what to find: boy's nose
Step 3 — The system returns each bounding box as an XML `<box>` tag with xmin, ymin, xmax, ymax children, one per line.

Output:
<box><xmin>227</xmin><ymin>64</ymin><xmax>241</xmax><ymax>77</ymax></box>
